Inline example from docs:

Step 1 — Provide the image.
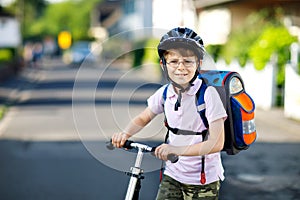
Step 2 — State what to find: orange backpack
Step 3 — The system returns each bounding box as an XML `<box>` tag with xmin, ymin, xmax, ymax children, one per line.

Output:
<box><xmin>162</xmin><ymin>70</ymin><xmax>257</xmax><ymax>184</ymax></box>
<box><xmin>198</xmin><ymin>70</ymin><xmax>257</xmax><ymax>155</ymax></box>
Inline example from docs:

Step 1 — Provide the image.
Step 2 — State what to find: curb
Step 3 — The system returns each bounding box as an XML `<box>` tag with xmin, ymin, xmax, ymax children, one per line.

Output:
<box><xmin>0</xmin><ymin>67</ymin><xmax>43</xmax><ymax>120</ymax></box>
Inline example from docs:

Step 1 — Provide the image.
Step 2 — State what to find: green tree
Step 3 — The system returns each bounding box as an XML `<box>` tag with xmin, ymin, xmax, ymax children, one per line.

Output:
<box><xmin>7</xmin><ymin>0</ymin><xmax>99</xmax><ymax>41</ymax></box>
<box><xmin>219</xmin><ymin>7</ymin><xmax>297</xmax><ymax>86</ymax></box>
<box><xmin>6</xmin><ymin>0</ymin><xmax>48</xmax><ymax>39</ymax></box>
<box><xmin>249</xmin><ymin>25</ymin><xmax>297</xmax><ymax>85</ymax></box>
<box><xmin>30</xmin><ymin>0</ymin><xmax>99</xmax><ymax>41</ymax></box>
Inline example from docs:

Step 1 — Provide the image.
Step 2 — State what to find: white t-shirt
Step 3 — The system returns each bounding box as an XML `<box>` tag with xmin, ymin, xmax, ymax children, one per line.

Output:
<box><xmin>147</xmin><ymin>77</ymin><xmax>227</xmax><ymax>185</ymax></box>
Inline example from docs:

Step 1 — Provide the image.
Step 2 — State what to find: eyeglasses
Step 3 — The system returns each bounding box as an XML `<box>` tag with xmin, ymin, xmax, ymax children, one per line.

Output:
<box><xmin>166</xmin><ymin>59</ymin><xmax>196</xmax><ymax>68</ymax></box>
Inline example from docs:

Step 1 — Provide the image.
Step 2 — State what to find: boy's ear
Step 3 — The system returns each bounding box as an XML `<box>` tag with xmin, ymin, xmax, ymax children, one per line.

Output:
<box><xmin>197</xmin><ymin>60</ymin><xmax>202</xmax><ymax>72</ymax></box>
<box><xmin>199</xmin><ymin>60</ymin><xmax>202</xmax><ymax>66</ymax></box>
<box><xmin>160</xmin><ymin>57</ymin><xmax>167</xmax><ymax>71</ymax></box>
<box><xmin>160</xmin><ymin>60</ymin><xmax>164</xmax><ymax>70</ymax></box>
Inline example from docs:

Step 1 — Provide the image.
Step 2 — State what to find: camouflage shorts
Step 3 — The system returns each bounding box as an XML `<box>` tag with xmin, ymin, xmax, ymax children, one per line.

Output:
<box><xmin>155</xmin><ymin>175</ymin><xmax>220</xmax><ymax>200</ymax></box>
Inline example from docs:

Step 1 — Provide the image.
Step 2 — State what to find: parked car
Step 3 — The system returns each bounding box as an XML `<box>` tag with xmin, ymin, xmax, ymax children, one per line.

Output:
<box><xmin>63</xmin><ymin>41</ymin><xmax>96</xmax><ymax>65</ymax></box>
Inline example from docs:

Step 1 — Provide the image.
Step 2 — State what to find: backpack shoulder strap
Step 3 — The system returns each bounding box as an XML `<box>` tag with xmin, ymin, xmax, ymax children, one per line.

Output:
<box><xmin>162</xmin><ymin>84</ymin><xmax>169</xmax><ymax>103</ymax></box>
<box><xmin>196</xmin><ymin>78</ymin><xmax>209</xmax><ymax>129</ymax></box>
<box><xmin>162</xmin><ymin>84</ymin><xmax>169</xmax><ymax>143</ymax></box>
<box><xmin>196</xmin><ymin>77</ymin><xmax>210</xmax><ymax>184</ymax></box>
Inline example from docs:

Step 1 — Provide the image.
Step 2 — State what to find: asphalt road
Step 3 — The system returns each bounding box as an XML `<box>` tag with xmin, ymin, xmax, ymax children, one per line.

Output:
<box><xmin>0</xmin><ymin>59</ymin><xmax>299</xmax><ymax>200</ymax></box>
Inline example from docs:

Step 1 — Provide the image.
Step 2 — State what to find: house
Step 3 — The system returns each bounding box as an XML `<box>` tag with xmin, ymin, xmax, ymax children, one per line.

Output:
<box><xmin>0</xmin><ymin>6</ymin><xmax>21</xmax><ymax>48</ymax></box>
<box><xmin>91</xmin><ymin>0</ymin><xmax>197</xmax><ymax>40</ymax></box>
<box><xmin>92</xmin><ymin>0</ymin><xmax>300</xmax><ymax>42</ymax></box>
<box><xmin>194</xmin><ymin>0</ymin><xmax>300</xmax><ymax>119</ymax></box>
<box><xmin>0</xmin><ymin>6</ymin><xmax>22</xmax><ymax>82</ymax></box>
<box><xmin>193</xmin><ymin>0</ymin><xmax>300</xmax><ymax>44</ymax></box>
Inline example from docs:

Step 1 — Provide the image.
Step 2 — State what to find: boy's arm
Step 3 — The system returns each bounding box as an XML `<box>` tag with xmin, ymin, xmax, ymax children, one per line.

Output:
<box><xmin>111</xmin><ymin>107</ymin><xmax>156</xmax><ymax>148</ymax></box>
<box><xmin>155</xmin><ymin>118</ymin><xmax>225</xmax><ymax>160</ymax></box>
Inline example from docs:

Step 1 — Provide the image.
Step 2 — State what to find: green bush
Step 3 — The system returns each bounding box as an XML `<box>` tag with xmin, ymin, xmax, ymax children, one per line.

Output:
<box><xmin>143</xmin><ymin>38</ymin><xmax>160</xmax><ymax>64</ymax></box>
<box><xmin>249</xmin><ymin>25</ymin><xmax>297</xmax><ymax>85</ymax></box>
<box><xmin>0</xmin><ymin>49</ymin><xmax>13</xmax><ymax>62</ymax></box>
<box><xmin>0</xmin><ymin>106</ymin><xmax>7</xmax><ymax>120</ymax></box>
<box><xmin>205</xmin><ymin>45</ymin><xmax>222</xmax><ymax>62</ymax></box>
<box><xmin>132</xmin><ymin>40</ymin><xmax>146</xmax><ymax>68</ymax></box>
<box><xmin>220</xmin><ymin>9</ymin><xmax>268</xmax><ymax>66</ymax></box>
<box><xmin>132</xmin><ymin>38</ymin><xmax>160</xmax><ymax>68</ymax></box>
<box><xmin>219</xmin><ymin>7</ymin><xmax>298</xmax><ymax>86</ymax></box>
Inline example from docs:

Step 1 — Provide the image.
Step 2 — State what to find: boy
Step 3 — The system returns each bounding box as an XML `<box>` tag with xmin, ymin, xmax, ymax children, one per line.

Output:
<box><xmin>112</xmin><ymin>27</ymin><xmax>227</xmax><ymax>200</ymax></box>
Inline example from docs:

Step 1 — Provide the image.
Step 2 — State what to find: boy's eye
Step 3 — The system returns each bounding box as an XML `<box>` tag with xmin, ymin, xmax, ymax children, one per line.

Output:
<box><xmin>166</xmin><ymin>59</ymin><xmax>196</xmax><ymax>67</ymax></box>
<box><xmin>184</xmin><ymin>60</ymin><xmax>194</xmax><ymax>64</ymax></box>
<box><xmin>169</xmin><ymin>60</ymin><xmax>178</xmax><ymax>64</ymax></box>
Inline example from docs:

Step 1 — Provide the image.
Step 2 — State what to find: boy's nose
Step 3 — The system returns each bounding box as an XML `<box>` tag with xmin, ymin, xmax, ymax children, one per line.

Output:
<box><xmin>177</xmin><ymin>61</ymin><xmax>185</xmax><ymax>69</ymax></box>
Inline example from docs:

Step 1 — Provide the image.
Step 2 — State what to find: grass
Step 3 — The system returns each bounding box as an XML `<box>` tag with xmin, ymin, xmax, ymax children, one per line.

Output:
<box><xmin>0</xmin><ymin>105</ymin><xmax>7</xmax><ymax>120</ymax></box>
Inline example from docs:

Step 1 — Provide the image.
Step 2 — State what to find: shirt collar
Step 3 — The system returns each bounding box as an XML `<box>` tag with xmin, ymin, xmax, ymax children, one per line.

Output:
<box><xmin>187</xmin><ymin>77</ymin><xmax>202</xmax><ymax>96</ymax></box>
<box><xmin>166</xmin><ymin>77</ymin><xmax>202</xmax><ymax>98</ymax></box>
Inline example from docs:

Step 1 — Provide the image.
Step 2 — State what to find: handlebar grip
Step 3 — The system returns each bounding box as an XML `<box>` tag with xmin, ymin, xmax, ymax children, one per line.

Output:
<box><xmin>106</xmin><ymin>140</ymin><xmax>134</xmax><ymax>150</ymax></box>
<box><xmin>152</xmin><ymin>147</ymin><xmax>178</xmax><ymax>163</ymax></box>
<box><xmin>106</xmin><ymin>140</ymin><xmax>115</xmax><ymax>150</ymax></box>
<box><xmin>167</xmin><ymin>154</ymin><xmax>179</xmax><ymax>163</ymax></box>
<box><xmin>123</xmin><ymin>140</ymin><xmax>133</xmax><ymax>149</ymax></box>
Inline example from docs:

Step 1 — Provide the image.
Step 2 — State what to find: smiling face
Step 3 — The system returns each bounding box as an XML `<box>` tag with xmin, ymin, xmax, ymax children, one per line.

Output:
<box><xmin>163</xmin><ymin>48</ymin><xmax>199</xmax><ymax>89</ymax></box>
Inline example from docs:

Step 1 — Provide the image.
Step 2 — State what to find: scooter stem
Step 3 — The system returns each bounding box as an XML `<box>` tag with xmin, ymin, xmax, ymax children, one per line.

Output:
<box><xmin>125</xmin><ymin>149</ymin><xmax>144</xmax><ymax>200</ymax></box>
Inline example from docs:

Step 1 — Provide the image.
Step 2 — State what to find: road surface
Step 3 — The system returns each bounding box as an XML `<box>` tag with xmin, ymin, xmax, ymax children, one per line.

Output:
<box><xmin>0</xmin><ymin>59</ymin><xmax>299</xmax><ymax>200</ymax></box>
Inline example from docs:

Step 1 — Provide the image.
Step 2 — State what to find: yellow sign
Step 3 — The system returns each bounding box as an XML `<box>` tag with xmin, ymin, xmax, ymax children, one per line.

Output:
<box><xmin>58</xmin><ymin>31</ymin><xmax>72</xmax><ymax>49</ymax></box>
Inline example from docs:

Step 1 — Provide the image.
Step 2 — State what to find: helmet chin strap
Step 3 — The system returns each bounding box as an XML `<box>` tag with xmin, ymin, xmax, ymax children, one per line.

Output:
<box><xmin>162</xmin><ymin>57</ymin><xmax>200</xmax><ymax>111</ymax></box>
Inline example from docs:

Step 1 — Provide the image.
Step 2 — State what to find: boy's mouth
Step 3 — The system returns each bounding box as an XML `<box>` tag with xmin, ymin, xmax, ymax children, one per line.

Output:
<box><xmin>175</xmin><ymin>73</ymin><xmax>188</xmax><ymax>77</ymax></box>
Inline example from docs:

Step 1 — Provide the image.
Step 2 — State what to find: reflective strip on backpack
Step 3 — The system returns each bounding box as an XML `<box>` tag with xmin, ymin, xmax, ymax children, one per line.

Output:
<box><xmin>197</xmin><ymin>103</ymin><xmax>206</xmax><ymax>112</ymax></box>
<box><xmin>242</xmin><ymin>119</ymin><xmax>256</xmax><ymax>145</ymax></box>
<box><xmin>242</xmin><ymin>119</ymin><xmax>256</xmax><ymax>134</ymax></box>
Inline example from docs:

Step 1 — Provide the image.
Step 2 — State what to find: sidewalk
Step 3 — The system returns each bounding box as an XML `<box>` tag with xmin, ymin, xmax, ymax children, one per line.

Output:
<box><xmin>2</xmin><ymin>64</ymin><xmax>300</xmax><ymax>139</ymax></box>
<box><xmin>0</xmin><ymin>58</ymin><xmax>63</xmax><ymax>106</ymax></box>
<box><xmin>0</xmin><ymin>67</ymin><xmax>43</xmax><ymax>119</ymax></box>
<box><xmin>255</xmin><ymin>107</ymin><xmax>300</xmax><ymax>143</ymax></box>
<box><xmin>220</xmin><ymin>108</ymin><xmax>300</xmax><ymax>200</ymax></box>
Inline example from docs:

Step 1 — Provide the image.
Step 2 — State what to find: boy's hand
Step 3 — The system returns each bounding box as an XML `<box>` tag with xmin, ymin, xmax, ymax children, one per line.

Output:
<box><xmin>111</xmin><ymin>132</ymin><xmax>131</xmax><ymax>148</ymax></box>
<box><xmin>155</xmin><ymin>143</ymin><xmax>178</xmax><ymax>161</ymax></box>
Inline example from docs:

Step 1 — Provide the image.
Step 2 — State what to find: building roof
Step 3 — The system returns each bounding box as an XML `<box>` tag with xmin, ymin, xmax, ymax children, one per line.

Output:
<box><xmin>193</xmin><ymin>0</ymin><xmax>236</xmax><ymax>8</ymax></box>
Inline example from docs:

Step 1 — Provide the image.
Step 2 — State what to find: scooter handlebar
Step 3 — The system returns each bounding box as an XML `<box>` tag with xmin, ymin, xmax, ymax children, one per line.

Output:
<box><xmin>106</xmin><ymin>140</ymin><xmax>178</xmax><ymax>163</ymax></box>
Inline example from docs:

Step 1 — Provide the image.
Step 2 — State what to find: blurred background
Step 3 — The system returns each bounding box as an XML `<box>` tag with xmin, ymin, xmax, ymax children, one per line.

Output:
<box><xmin>0</xmin><ymin>0</ymin><xmax>300</xmax><ymax>199</ymax></box>
<box><xmin>0</xmin><ymin>0</ymin><xmax>299</xmax><ymax>114</ymax></box>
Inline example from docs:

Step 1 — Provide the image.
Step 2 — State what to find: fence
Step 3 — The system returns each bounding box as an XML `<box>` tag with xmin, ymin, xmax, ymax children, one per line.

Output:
<box><xmin>216</xmin><ymin>59</ymin><xmax>276</xmax><ymax>110</ymax></box>
<box><xmin>284</xmin><ymin>64</ymin><xmax>300</xmax><ymax>120</ymax></box>
<box><xmin>216</xmin><ymin>57</ymin><xmax>300</xmax><ymax>121</ymax></box>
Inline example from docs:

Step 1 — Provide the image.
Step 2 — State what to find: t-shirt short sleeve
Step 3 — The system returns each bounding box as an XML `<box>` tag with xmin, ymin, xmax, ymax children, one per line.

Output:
<box><xmin>147</xmin><ymin>85</ymin><xmax>166</xmax><ymax>115</ymax></box>
<box><xmin>204</xmin><ymin>86</ymin><xmax>227</xmax><ymax>123</ymax></box>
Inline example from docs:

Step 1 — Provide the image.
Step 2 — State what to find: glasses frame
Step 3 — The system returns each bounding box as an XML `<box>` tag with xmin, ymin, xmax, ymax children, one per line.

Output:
<box><xmin>166</xmin><ymin>59</ymin><xmax>197</xmax><ymax>68</ymax></box>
